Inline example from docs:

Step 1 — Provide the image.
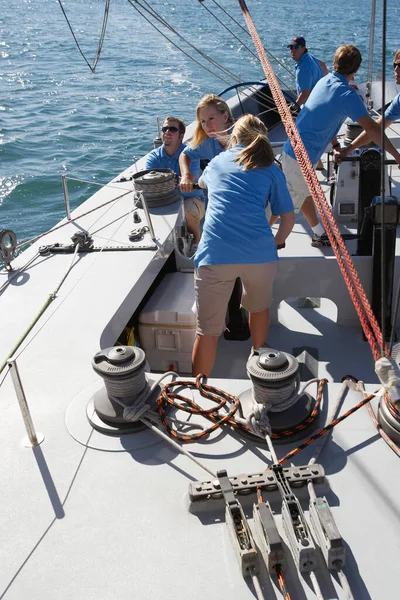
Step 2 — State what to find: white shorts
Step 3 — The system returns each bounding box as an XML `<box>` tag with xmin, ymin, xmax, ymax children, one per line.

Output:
<box><xmin>281</xmin><ymin>152</ymin><xmax>315</xmax><ymax>213</ymax></box>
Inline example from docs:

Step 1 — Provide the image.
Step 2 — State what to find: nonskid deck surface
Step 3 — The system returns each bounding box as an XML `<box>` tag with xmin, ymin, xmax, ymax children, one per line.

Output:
<box><xmin>1</xmin><ymin>136</ymin><xmax>400</xmax><ymax>599</ymax></box>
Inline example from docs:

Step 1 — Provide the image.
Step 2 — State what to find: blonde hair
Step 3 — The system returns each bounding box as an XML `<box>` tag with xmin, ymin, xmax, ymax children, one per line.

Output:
<box><xmin>395</xmin><ymin>49</ymin><xmax>400</xmax><ymax>63</ymax></box>
<box><xmin>333</xmin><ymin>44</ymin><xmax>362</xmax><ymax>75</ymax></box>
<box><xmin>232</xmin><ymin>114</ymin><xmax>274</xmax><ymax>170</ymax></box>
<box><xmin>192</xmin><ymin>94</ymin><xmax>234</xmax><ymax>148</ymax></box>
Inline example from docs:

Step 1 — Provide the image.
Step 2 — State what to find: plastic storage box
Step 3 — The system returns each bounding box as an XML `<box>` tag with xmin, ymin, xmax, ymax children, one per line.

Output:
<box><xmin>139</xmin><ymin>272</ymin><xmax>196</xmax><ymax>374</ymax></box>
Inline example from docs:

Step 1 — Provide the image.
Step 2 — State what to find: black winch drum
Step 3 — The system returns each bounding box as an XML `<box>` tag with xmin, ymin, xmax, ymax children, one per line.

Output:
<box><xmin>132</xmin><ymin>168</ymin><xmax>181</xmax><ymax>208</ymax></box>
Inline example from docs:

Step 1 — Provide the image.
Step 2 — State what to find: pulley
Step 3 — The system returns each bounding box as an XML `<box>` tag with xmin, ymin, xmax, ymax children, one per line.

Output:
<box><xmin>239</xmin><ymin>348</ymin><xmax>318</xmax><ymax>443</ymax></box>
<box><xmin>133</xmin><ymin>168</ymin><xmax>180</xmax><ymax>208</ymax></box>
<box><xmin>0</xmin><ymin>229</ymin><xmax>17</xmax><ymax>270</ymax></box>
<box><xmin>89</xmin><ymin>346</ymin><xmax>157</xmax><ymax>435</ymax></box>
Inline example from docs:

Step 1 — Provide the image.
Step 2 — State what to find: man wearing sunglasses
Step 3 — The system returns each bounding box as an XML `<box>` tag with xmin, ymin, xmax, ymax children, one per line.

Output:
<box><xmin>338</xmin><ymin>49</ymin><xmax>400</xmax><ymax>158</ymax></box>
<box><xmin>145</xmin><ymin>116</ymin><xmax>205</xmax><ymax>254</ymax></box>
<box><xmin>288</xmin><ymin>36</ymin><xmax>328</xmax><ymax>108</ymax></box>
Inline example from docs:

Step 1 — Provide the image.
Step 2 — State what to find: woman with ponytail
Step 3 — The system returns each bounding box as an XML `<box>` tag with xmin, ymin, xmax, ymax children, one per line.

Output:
<box><xmin>192</xmin><ymin>114</ymin><xmax>295</xmax><ymax>376</ymax></box>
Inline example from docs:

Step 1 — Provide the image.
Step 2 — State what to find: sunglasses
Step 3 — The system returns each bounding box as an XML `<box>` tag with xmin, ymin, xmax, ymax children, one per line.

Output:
<box><xmin>162</xmin><ymin>125</ymin><xmax>179</xmax><ymax>133</ymax></box>
<box><xmin>393</xmin><ymin>62</ymin><xmax>400</xmax><ymax>69</ymax></box>
<box><xmin>289</xmin><ymin>44</ymin><xmax>301</xmax><ymax>49</ymax></box>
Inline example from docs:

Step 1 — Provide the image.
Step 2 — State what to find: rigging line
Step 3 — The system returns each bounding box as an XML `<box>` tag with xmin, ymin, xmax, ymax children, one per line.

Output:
<box><xmin>208</xmin><ymin>0</ymin><xmax>295</xmax><ymax>78</ymax></box>
<box><xmin>15</xmin><ymin>188</ymin><xmax>132</xmax><ymax>251</ymax></box>
<box><xmin>127</xmin><ymin>0</ymin><xmax>285</xmax><ymax>120</ymax></box>
<box><xmin>134</xmin><ymin>0</ymin><xmax>242</xmax><ymax>83</ymax></box>
<box><xmin>380</xmin><ymin>0</ymin><xmax>387</xmax><ymax>351</ymax></box>
<box><xmin>196</xmin><ymin>1</ymin><xmax>261</xmax><ymax>62</ymax></box>
<box><xmin>140</xmin><ymin>0</ymin><xmax>290</xmax><ymax>113</ymax></box>
<box><xmin>125</xmin><ymin>0</ymin><xmax>231</xmax><ymax>85</ymax></box>
<box><xmin>0</xmin><ymin>244</ymin><xmax>80</xmax><ymax>376</ymax></box>
<box><xmin>196</xmin><ymin>0</ymin><xmax>293</xmax><ymax>94</ymax></box>
<box><xmin>56</xmin><ymin>0</ymin><xmax>111</xmax><ymax>73</ymax></box>
<box><xmin>366</xmin><ymin>0</ymin><xmax>377</xmax><ymax>99</ymax></box>
<box><xmin>12</xmin><ymin>195</ymin><xmax>135</xmax><ymax>367</ymax></box>
<box><xmin>237</xmin><ymin>0</ymin><xmax>385</xmax><ymax>359</ymax></box>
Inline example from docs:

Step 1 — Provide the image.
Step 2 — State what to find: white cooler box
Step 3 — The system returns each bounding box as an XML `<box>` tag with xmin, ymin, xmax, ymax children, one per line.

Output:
<box><xmin>138</xmin><ymin>272</ymin><xmax>196</xmax><ymax>374</ymax></box>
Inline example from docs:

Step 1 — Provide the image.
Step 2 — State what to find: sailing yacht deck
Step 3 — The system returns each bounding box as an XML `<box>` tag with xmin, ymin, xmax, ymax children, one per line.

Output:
<box><xmin>1</xmin><ymin>90</ymin><xmax>400</xmax><ymax>598</ymax></box>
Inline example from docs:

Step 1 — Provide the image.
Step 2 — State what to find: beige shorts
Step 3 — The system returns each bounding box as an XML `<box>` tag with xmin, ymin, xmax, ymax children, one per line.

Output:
<box><xmin>184</xmin><ymin>196</ymin><xmax>206</xmax><ymax>220</ymax></box>
<box><xmin>281</xmin><ymin>152</ymin><xmax>316</xmax><ymax>213</ymax></box>
<box><xmin>195</xmin><ymin>262</ymin><xmax>278</xmax><ymax>336</ymax></box>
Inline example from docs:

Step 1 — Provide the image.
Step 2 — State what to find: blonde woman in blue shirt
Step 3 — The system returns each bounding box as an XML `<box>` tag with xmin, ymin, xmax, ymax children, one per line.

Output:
<box><xmin>192</xmin><ymin>114</ymin><xmax>295</xmax><ymax>377</ymax></box>
<box><xmin>179</xmin><ymin>94</ymin><xmax>234</xmax><ymax>194</ymax></box>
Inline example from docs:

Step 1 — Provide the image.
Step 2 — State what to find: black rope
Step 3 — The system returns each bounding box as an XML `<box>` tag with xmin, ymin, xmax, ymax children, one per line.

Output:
<box><xmin>57</xmin><ymin>0</ymin><xmax>111</xmax><ymax>72</ymax></box>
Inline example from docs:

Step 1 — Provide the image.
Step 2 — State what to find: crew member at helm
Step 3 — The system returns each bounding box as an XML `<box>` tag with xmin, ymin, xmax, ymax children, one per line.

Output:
<box><xmin>192</xmin><ymin>114</ymin><xmax>294</xmax><ymax>377</ymax></box>
<box><xmin>338</xmin><ymin>49</ymin><xmax>400</xmax><ymax>158</ymax></box>
<box><xmin>145</xmin><ymin>116</ymin><xmax>205</xmax><ymax>253</ymax></box>
<box><xmin>280</xmin><ymin>44</ymin><xmax>400</xmax><ymax>247</ymax></box>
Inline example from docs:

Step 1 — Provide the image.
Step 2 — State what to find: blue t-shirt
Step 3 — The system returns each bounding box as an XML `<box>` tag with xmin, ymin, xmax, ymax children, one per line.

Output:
<box><xmin>283</xmin><ymin>72</ymin><xmax>368</xmax><ymax>164</ymax></box>
<box><xmin>296</xmin><ymin>52</ymin><xmax>324</xmax><ymax>96</ymax></box>
<box><xmin>194</xmin><ymin>147</ymin><xmax>294</xmax><ymax>268</ymax></box>
<box><xmin>385</xmin><ymin>93</ymin><xmax>400</xmax><ymax>122</ymax></box>
<box><xmin>183</xmin><ymin>137</ymin><xmax>225</xmax><ymax>162</ymax></box>
<box><xmin>145</xmin><ymin>143</ymin><xmax>204</xmax><ymax>200</ymax></box>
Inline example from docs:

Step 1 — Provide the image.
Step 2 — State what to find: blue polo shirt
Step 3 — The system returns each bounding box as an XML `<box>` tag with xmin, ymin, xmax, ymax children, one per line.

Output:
<box><xmin>283</xmin><ymin>72</ymin><xmax>368</xmax><ymax>164</ymax></box>
<box><xmin>385</xmin><ymin>93</ymin><xmax>400</xmax><ymax>122</ymax></box>
<box><xmin>183</xmin><ymin>137</ymin><xmax>225</xmax><ymax>162</ymax></box>
<box><xmin>145</xmin><ymin>143</ymin><xmax>204</xmax><ymax>200</ymax></box>
<box><xmin>296</xmin><ymin>52</ymin><xmax>324</xmax><ymax>96</ymax></box>
<box><xmin>194</xmin><ymin>147</ymin><xmax>294</xmax><ymax>268</ymax></box>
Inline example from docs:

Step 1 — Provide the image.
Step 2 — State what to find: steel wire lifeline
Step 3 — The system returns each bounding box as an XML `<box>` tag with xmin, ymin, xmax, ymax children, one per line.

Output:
<box><xmin>237</xmin><ymin>0</ymin><xmax>385</xmax><ymax>363</ymax></box>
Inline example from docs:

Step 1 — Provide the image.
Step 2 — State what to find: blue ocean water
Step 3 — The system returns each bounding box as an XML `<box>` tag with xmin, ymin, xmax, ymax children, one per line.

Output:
<box><xmin>1</xmin><ymin>0</ymin><xmax>399</xmax><ymax>244</ymax></box>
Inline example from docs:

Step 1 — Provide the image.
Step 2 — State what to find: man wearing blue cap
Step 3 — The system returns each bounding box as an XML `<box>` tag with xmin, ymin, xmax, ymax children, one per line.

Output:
<box><xmin>288</xmin><ymin>36</ymin><xmax>328</xmax><ymax>108</ymax></box>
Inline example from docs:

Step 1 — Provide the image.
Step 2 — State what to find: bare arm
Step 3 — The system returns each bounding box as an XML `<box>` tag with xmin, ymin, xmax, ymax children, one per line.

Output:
<box><xmin>319</xmin><ymin>60</ymin><xmax>328</xmax><ymax>76</ymax></box>
<box><xmin>296</xmin><ymin>89</ymin><xmax>311</xmax><ymax>107</ymax></box>
<box><xmin>198</xmin><ymin>175</ymin><xmax>206</xmax><ymax>189</ymax></box>
<box><xmin>274</xmin><ymin>211</ymin><xmax>295</xmax><ymax>246</ymax></box>
<box><xmin>340</xmin><ymin>117</ymin><xmax>392</xmax><ymax>156</ymax></box>
<box><xmin>179</xmin><ymin>152</ymin><xmax>195</xmax><ymax>192</ymax></box>
<box><xmin>338</xmin><ymin>114</ymin><xmax>400</xmax><ymax>166</ymax></box>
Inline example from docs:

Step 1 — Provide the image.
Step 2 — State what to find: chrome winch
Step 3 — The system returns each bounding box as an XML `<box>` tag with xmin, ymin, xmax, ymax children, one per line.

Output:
<box><xmin>89</xmin><ymin>345</ymin><xmax>158</xmax><ymax>435</ymax></box>
<box><xmin>238</xmin><ymin>347</ymin><xmax>318</xmax><ymax>442</ymax></box>
<box><xmin>132</xmin><ymin>168</ymin><xmax>180</xmax><ymax>208</ymax></box>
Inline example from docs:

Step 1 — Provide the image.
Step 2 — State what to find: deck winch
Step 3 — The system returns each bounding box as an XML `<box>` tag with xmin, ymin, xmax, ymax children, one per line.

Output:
<box><xmin>89</xmin><ymin>345</ymin><xmax>155</xmax><ymax>434</ymax></box>
<box><xmin>239</xmin><ymin>348</ymin><xmax>317</xmax><ymax>441</ymax></box>
<box><xmin>132</xmin><ymin>168</ymin><xmax>180</xmax><ymax>208</ymax></box>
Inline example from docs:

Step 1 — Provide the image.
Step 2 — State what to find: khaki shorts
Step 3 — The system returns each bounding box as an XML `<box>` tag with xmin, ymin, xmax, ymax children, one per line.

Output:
<box><xmin>195</xmin><ymin>262</ymin><xmax>278</xmax><ymax>336</ymax></box>
<box><xmin>184</xmin><ymin>196</ymin><xmax>206</xmax><ymax>220</ymax></box>
<box><xmin>281</xmin><ymin>152</ymin><xmax>316</xmax><ymax>213</ymax></box>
